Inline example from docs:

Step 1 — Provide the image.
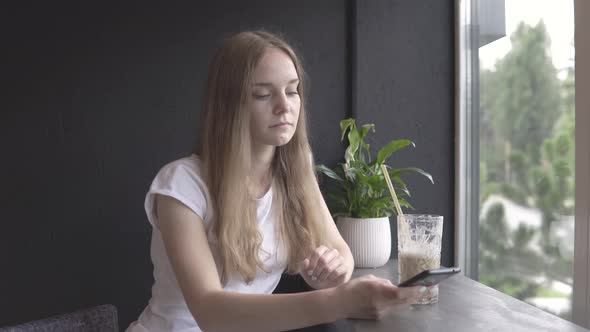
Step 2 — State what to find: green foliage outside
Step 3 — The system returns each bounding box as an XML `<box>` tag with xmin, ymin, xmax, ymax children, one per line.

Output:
<box><xmin>478</xmin><ymin>21</ymin><xmax>575</xmax><ymax>320</ymax></box>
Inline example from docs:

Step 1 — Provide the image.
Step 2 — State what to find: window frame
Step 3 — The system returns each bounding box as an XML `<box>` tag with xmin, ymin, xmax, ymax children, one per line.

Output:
<box><xmin>454</xmin><ymin>0</ymin><xmax>480</xmax><ymax>280</ymax></box>
<box><xmin>572</xmin><ymin>0</ymin><xmax>590</xmax><ymax>327</ymax></box>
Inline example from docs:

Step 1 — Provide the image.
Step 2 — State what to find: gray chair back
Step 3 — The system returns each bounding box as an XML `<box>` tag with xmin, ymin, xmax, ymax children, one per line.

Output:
<box><xmin>0</xmin><ymin>304</ymin><xmax>118</xmax><ymax>332</ymax></box>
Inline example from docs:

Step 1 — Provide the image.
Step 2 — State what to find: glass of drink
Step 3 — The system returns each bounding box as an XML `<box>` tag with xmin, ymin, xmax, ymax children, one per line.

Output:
<box><xmin>397</xmin><ymin>214</ymin><xmax>443</xmax><ymax>304</ymax></box>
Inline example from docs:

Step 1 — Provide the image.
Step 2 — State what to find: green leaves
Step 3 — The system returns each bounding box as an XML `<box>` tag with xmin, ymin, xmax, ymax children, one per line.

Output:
<box><xmin>345</xmin><ymin>128</ymin><xmax>360</xmax><ymax>164</ymax></box>
<box><xmin>315</xmin><ymin>164</ymin><xmax>344</xmax><ymax>182</ymax></box>
<box><xmin>316</xmin><ymin>118</ymin><xmax>433</xmax><ymax>219</ymax></box>
<box><xmin>359</xmin><ymin>124</ymin><xmax>375</xmax><ymax>139</ymax></box>
<box><xmin>375</xmin><ymin>139</ymin><xmax>414</xmax><ymax>166</ymax></box>
<box><xmin>340</xmin><ymin>119</ymin><xmax>356</xmax><ymax>141</ymax></box>
<box><xmin>389</xmin><ymin>167</ymin><xmax>434</xmax><ymax>184</ymax></box>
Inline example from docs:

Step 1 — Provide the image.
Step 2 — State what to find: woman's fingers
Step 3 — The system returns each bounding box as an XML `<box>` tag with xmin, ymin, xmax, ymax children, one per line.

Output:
<box><xmin>344</xmin><ymin>276</ymin><xmax>421</xmax><ymax>320</ymax></box>
<box><xmin>306</xmin><ymin>246</ymin><xmax>329</xmax><ymax>280</ymax></box>
<box><xmin>309</xmin><ymin>246</ymin><xmax>343</xmax><ymax>281</ymax></box>
<box><xmin>300</xmin><ymin>258</ymin><xmax>310</xmax><ymax>274</ymax></box>
<box><xmin>301</xmin><ymin>246</ymin><xmax>348</xmax><ymax>287</ymax></box>
<box><xmin>326</xmin><ymin>262</ymin><xmax>347</xmax><ymax>282</ymax></box>
<box><xmin>392</xmin><ymin>285</ymin><xmax>422</xmax><ymax>303</ymax></box>
<box><xmin>378</xmin><ymin>282</ymin><xmax>421</xmax><ymax>305</ymax></box>
<box><xmin>315</xmin><ymin>249</ymin><xmax>342</xmax><ymax>281</ymax></box>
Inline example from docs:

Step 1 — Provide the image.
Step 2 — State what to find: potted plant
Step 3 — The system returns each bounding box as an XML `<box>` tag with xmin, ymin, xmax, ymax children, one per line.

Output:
<box><xmin>316</xmin><ymin>118</ymin><xmax>433</xmax><ymax>268</ymax></box>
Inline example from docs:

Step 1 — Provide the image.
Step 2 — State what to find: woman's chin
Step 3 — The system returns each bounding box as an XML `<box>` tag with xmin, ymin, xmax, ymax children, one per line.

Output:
<box><xmin>254</xmin><ymin>133</ymin><xmax>295</xmax><ymax>148</ymax></box>
<box><xmin>271</xmin><ymin>135</ymin><xmax>295</xmax><ymax>147</ymax></box>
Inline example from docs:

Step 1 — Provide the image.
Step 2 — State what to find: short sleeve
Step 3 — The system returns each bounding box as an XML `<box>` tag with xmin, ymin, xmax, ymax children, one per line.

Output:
<box><xmin>144</xmin><ymin>157</ymin><xmax>209</xmax><ymax>229</ymax></box>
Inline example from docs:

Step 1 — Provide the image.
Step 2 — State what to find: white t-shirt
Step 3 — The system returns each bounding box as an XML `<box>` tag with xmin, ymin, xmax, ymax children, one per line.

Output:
<box><xmin>126</xmin><ymin>155</ymin><xmax>288</xmax><ymax>332</ymax></box>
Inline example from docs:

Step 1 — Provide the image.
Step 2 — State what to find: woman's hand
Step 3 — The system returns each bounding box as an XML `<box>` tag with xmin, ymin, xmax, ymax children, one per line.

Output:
<box><xmin>300</xmin><ymin>245</ymin><xmax>349</xmax><ymax>289</ymax></box>
<box><xmin>336</xmin><ymin>274</ymin><xmax>424</xmax><ymax>320</ymax></box>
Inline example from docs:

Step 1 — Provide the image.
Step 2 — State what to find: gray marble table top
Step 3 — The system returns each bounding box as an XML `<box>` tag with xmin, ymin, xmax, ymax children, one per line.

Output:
<box><xmin>294</xmin><ymin>259</ymin><xmax>588</xmax><ymax>332</ymax></box>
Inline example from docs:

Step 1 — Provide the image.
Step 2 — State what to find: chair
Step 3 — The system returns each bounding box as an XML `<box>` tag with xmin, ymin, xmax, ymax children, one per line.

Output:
<box><xmin>0</xmin><ymin>304</ymin><xmax>118</xmax><ymax>332</ymax></box>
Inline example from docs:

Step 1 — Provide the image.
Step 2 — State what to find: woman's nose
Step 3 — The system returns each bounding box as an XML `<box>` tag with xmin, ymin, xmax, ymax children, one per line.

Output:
<box><xmin>273</xmin><ymin>94</ymin><xmax>289</xmax><ymax>114</ymax></box>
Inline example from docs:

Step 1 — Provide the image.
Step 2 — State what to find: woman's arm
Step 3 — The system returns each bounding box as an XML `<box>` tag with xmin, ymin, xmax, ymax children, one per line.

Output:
<box><xmin>155</xmin><ymin>194</ymin><xmax>421</xmax><ymax>332</ymax></box>
<box><xmin>155</xmin><ymin>195</ymin><xmax>344</xmax><ymax>332</ymax></box>
<box><xmin>297</xmin><ymin>181</ymin><xmax>355</xmax><ymax>289</ymax></box>
<box><xmin>314</xmin><ymin>179</ymin><xmax>355</xmax><ymax>282</ymax></box>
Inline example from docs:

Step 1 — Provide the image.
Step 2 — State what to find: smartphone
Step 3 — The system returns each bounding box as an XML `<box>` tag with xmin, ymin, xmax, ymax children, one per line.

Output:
<box><xmin>398</xmin><ymin>267</ymin><xmax>461</xmax><ymax>287</ymax></box>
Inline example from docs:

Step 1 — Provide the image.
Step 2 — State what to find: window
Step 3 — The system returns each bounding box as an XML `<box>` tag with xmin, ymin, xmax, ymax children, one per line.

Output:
<box><xmin>456</xmin><ymin>0</ymin><xmax>589</xmax><ymax>326</ymax></box>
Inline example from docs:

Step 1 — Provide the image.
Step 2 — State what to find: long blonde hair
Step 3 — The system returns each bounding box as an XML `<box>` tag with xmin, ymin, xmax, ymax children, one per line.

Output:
<box><xmin>196</xmin><ymin>30</ymin><xmax>325</xmax><ymax>284</ymax></box>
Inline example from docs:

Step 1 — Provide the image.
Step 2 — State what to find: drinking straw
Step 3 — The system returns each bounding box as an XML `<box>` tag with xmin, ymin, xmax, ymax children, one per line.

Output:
<box><xmin>380</xmin><ymin>164</ymin><xmax>403</xmax><ymax>216</ymax></box>
<box><xmin>380</xmin><ymin>164</ymin><xmax>411</xmax><ymax>238</ymax></box>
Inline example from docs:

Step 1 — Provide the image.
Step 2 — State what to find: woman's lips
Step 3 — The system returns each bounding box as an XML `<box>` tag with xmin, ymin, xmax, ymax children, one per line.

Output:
<box><xmin>270</xmin><ymin>122</ymin><xmax>291</xmax><ymax>128</ymax></box>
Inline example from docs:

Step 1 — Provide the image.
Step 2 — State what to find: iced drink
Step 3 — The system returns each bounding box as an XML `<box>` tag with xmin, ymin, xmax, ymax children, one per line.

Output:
<box><xmin>397</xmin><ymin>214</ymin><xmax>443</xmax><ymax>304</ymax></box>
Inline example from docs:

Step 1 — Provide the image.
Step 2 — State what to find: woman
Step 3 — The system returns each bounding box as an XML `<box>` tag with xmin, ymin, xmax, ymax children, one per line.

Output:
<box><xmin>127</xmin><ymin>30</ymin><xmax>424</xmax><ymax>332</ymax></box>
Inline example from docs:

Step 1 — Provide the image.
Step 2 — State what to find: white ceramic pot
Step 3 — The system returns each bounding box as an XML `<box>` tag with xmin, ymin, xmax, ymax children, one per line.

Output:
<box><xmin>336</xmin><ymin>216</ymin><xmax>392</xmax><ymax>268</ymax></box>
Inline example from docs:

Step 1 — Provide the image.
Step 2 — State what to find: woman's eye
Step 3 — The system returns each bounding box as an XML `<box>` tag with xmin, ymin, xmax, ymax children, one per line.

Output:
<box><xmin>254</xmin><ymin>94</ymin><xmax>271</xmax><ymax>100</ymax></box>
<box><xmin>287</xmin><ymin>91</ymin><xmax>299</xmax><ymax>96</ymax></box>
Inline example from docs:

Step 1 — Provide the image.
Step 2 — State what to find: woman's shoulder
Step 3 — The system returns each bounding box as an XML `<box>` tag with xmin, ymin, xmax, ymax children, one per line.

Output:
<box><xmin>146</xmin><ymin>154</ymin><xmax>211</xmax><ymax>226</ymax></box>
<box><xmin>158</xmin><ymin>154</ymin><xmax>203</xmax><ymax>176</ymax></box>
<box><xmin>152</xmin><ymin>154</ymin><xmax>208</xmax><ymax>189</ymax></box>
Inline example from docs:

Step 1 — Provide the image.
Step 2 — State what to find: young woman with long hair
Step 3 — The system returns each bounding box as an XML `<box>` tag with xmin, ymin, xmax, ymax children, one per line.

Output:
<box><xmin>127</xmin><ymin>30</ymin><xmax>424</xmax><ymax>332</ymax></box>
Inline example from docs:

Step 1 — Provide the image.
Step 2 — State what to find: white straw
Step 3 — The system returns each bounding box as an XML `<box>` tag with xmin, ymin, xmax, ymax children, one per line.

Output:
<box><xmin>381</xmin><ymin>164</ymin><xmax>403</xmax><ymax>216</ymax></box>
<box><xmin>381</xmin><ymin>164</ymin><xmax>411</xmax><ymax>239</ymax></box>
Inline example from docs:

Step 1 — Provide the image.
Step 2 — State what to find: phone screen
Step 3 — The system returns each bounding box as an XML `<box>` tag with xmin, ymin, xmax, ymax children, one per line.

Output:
<box><xmin>398</xmin><ymin>267</ymin><xmax>461</xmax><ymax>287</ymax></box>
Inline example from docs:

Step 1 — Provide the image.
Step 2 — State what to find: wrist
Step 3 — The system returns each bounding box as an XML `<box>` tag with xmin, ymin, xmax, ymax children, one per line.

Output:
<box><xmin>345</xmin><ymin>256</ymin><xmax>355</xmax><ymax>282</ymax></box>
<box><xmin>322</xmin><ymin>284</ymin><xmax>350</xmax><ymax>320</ymax></box>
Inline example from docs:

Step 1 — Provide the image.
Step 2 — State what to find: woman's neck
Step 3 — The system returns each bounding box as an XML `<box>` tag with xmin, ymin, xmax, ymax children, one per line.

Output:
<box><xmin>250</xmin><ymin>144</ymin><xmax>275</xmax><ymax>198</ymax></box>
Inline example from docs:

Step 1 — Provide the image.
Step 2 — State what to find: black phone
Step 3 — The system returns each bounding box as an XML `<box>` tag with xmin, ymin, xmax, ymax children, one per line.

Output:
<box><xmin>398</xmin><ymin>267</ymin><xmax>462</xmax><ymax>287</ymax></box>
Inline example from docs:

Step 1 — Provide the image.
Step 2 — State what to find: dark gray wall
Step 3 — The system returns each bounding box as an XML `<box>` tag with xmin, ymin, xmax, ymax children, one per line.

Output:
<box><xmin>0</xmin><ymin>0</ymin><xmax>453</xmax><ymax>330</ymax></box>
<box><xmin>354</xmin><ymin>1</ymin><xmax>455</xmax><ymax>266</ymax></box>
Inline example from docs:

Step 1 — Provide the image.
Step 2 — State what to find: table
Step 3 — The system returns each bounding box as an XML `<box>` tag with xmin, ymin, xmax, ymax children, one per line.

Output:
<box><xmin>295</xmin><ymin>260</ymin><xmax>589</xmax><ymax>332</ymax></box>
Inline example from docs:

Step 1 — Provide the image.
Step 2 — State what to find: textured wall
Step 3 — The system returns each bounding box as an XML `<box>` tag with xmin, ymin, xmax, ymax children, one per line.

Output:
<box><xmin>1</xmin><ymin>1</ymin><xmax>347</xmax><ymax>328</ymax></box>
<box><xmin>1</xmin><ymin>0</ymin><xmax>453</xmax><ymax>329</ymax></box>
<box><xmin>354</xmin><ymin>0</ymin><xmax>455</xmax><ymax>267</ymax></box>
